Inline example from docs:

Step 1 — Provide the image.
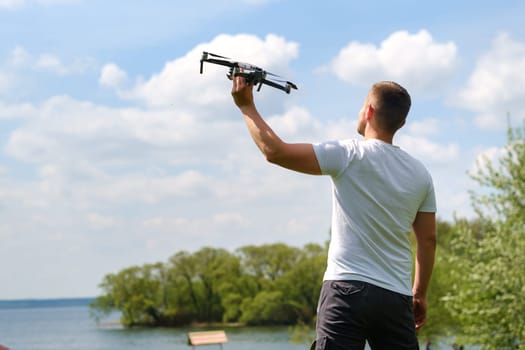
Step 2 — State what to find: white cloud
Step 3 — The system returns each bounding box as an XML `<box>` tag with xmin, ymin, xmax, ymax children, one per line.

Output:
<box><xmin>0</xmin><ymin>0</ymin><xmax>78</xmax><ymax>9</ymax></box>
<box><xmin>99</xmin><ymin>63</ymin><xmax>128</xmax><ymax>89</ymax></box>
<box><xmin>469</xmin><ymin>146</ymin><xmax>501</xmax><ymax>175</ymax></box>
<box><xmin>8</xmin><ymin>46</ymin><xmax>31</xmax><ymax>66</ymax></box>
<box><xmin>36</xmin><ymin>0</ymin><xmax>79</xmax><ymax>5</ymax></box>
<box><xmin>38</xmin><ymin>163</ymin><xmax>67</xmax><ymax>198</ymax></box>
<box><xmin>456</xmin><ymin>33</ymin><xmax>525</xmax><ymax>129</ymax></box>
<box><xmin>5</xmin><ymin>128</ymin><xmax>59</xmax><ymax>163</ymax></box>
<box><xmin>468</xmin><ymin>142</ymin><xmax>523</xmax><ymax>179</ymax></box>
<box><xmin>0</xmin><ymin>72</ymin><xmax>9</xmax><ymax>93</ymax></box>
<box><xmin>323</xmin><ymin>118</ymin><xmax>359</xmax><ymax>141</ymax></box>
<box><xmin>87</xmin><ymin>212</ymin><xmax>119</xmax><ymax>229</ymax></box>
<box><xmin>324</xmin><ymin>30</ymin><xmax>458</xmax><ymax>93</ymax></box>
<box><xmin>36</xmin><ymin>54</ymin><xmax>66</xmax><ymax>74</ymax></box>
<box><xmin>267</xmin><ymin>106</ymin><xmax>322</xmax><ymax>139</ymax></box>
<box><xmin>84</xmin><ymin>171</ymin><xmax>212</xmax><ymax>204</ymax></box>
<box><xmin>4</xmin><ymin>46</ymin><xmax>96</xmax><ymax>76</ymax></box>
<box><xmin>0</xmin><ymin>47</ymin><xmax>29</xmax><ymax>95</ymax></box>
<box><xmin>397</xmin><ymin>134</ymin><xmax>459</xmax><ymax>163</ymax></box>
<box><xmin>0</xmin><ymin>0</ymin><xmax>24</xmax><ymax>8</ymax></box>
<box><xmin>142</xmin><ymin>212</ymin><xmax>250</xmax><ymax>236</ymax></box>
<box><xmin>117</xmin><ymin>33</ymin><xmax>299</xmax><ymax>109</ymax></box>
<box><xmin>407</xmin><ymin>118</ymin><xmax>440</xmax><ymax>136</ymax></box>
<box><xmin>3</xmin><ymin>96</ymin><xmax>217</xmax><ymax>167</ymax></box>
<box><xmin>36</xmin><ymin>53</ymin><xmax>96</xmax><ymax>75</ymax></box>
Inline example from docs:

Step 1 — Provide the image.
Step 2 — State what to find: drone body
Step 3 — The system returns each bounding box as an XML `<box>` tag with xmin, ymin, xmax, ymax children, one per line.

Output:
<box><xmin>199</xmin><ymin>52</ymin><xmax>298</xmax><ymax>94</ymax></box>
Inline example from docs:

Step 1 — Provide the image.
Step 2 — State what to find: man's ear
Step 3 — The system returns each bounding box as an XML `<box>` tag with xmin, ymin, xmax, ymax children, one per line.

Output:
<box><xmin>366</xmin><ymin>104</ymin><xmax>375</xmax><ymax>121</ymax></box>
<box><xmin>398</xmin><ymin>119</ymin><xmax>406</xmax><ymax>129</ymax></box>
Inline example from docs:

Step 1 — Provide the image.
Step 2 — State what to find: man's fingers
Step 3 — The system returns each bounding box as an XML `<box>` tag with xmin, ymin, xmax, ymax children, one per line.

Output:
<box><xmin>231</xmin><ymin>75</ymin><xmax>243</xmax><ymax>94</ymax></box>
<box><xmin>231</xmin><ymin>73</ymin><xmax>255</xmax><ymax>109</ymax></box>
<box><xmin>413</xmin><ymin>298</ymin><xmax>426</xmax><ymax>330</ymax></box>
<box><xmin>232</xmin><ymin>74</ymin><xmax>245</xmax><ymax>92</ymax></box>
<box><xmin>414</xmin><ymin>316</ymin><xmax>425</xmax><ymax>329</ymax></box>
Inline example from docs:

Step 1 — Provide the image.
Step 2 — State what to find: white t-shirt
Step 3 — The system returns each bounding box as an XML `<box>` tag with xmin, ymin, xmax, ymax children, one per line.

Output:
<box><xmin>313</xmin><ymin>138</ymin><xmax>436</xmax><ymax>296</ymax></box>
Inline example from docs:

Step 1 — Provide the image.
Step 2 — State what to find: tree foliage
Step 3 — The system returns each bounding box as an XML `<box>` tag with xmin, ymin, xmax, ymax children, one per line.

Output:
<box><xmin>415</xmin><ymin>219</ymin><xmax>462</xmax><ymax>341</ymax></box>
<box><xmin>90</xmin><ymin>263</ymin><xmax>165</xmax><ymax>326</ymax></box>
<box><xmin>91</xmin><ymin>243</ymin><xmax>327</xmax><ymax>327</ymax></box>
<box><xmin>441</xmin><ymin>125</ymin><xmax>525</xmax><ymax>349</ymax></box>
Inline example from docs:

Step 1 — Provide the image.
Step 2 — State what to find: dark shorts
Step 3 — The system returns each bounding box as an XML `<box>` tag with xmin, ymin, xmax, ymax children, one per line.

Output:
<box><xmin>313</xmin><ymin>280</ymin><xmax>419</xmax><ymax>350</ymax></box>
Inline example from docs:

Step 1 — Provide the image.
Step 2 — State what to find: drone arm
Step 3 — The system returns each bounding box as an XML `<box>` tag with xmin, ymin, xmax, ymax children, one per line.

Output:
<box><xmin>232</xmin><ymin>71</ymin><xmax>290</xmax><ymax>93</ymax></box>
<box><xmin>200</xmin><ymin>58</ymin><xmax>235</xmax><ymax>74</ymax></box>
<box><xmin>260</xmin><ymin>79</ymin><xmax>290</xmax><ymax>93</ymax></box>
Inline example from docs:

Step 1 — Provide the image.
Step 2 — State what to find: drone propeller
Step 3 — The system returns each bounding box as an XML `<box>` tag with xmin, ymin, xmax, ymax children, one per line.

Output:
<box><xmin>204</xmin><ymin>52</ymin><xmax>230</xmax><ymax>59</ymax></box>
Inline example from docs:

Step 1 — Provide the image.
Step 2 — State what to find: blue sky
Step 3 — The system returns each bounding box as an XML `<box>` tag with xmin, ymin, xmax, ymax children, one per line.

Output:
<box><xmin>1</xmin><ymin>0</ymin><xmax>524</xmax><ymax>299</ymax></box>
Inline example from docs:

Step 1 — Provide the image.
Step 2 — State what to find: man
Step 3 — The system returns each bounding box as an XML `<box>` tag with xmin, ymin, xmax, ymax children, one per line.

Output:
<box><xmin>231</xmin><ymin>76</ymin><xmax>436</xmax><ymax>350</ymax></box>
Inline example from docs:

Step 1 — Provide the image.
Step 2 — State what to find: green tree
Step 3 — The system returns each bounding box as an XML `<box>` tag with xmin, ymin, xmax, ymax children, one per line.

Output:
<box><xmin>240</xmin><ymin>290</ymin><xmax>295</xmax><ymax>325</ymax></box>
<box><xmin>276</xmin><ymin>243</ymin><xmax>326</xmax><ymax>323</ymax></box>
<box><xmin>168</xmin><ymin>247</ymin><xmax>240</xmax><ymax>323</ymax></box>
<box><xmin>235</xmin><ymin>243</ymin><xmax>302</xmax><ymax>325</ymax></box>
<box><xmin>217</xmin><ymin>272</ymin><xmax>260</xmax><ymax>322</ymax></box>
<box><xmin>91</xmin><ymin>263</ymin><xmax>164</xmax><ymax>326</ymax></box>
<box><xmin>237</xmin><ymin>243</ymin><xmax>302</xmax><ymax>282</ymax></box>
<box><xmin>89</xmin><ymin>242</ymin><xmax>328</xmax><ymax>329</ymax></box>
<box><xmin>443</xmin><ymin>125</ymin><xmax>525</xmax><ymax>349</ymax></box>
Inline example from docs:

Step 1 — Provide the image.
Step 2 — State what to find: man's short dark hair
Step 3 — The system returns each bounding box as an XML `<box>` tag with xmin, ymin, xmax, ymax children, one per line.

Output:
<box><xmin>370</xmin><ymin>81</ymin><xmax>411</xmax><ymax>133</ymax></box>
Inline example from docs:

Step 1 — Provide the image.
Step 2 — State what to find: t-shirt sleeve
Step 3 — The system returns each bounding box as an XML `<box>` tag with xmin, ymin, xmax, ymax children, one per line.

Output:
<box><xmin>313</xmin><ymin>140</ymin><xmax>354</xmax><ymax>177</ymax></box>
<box><xmin>418</xmin><ymin>177</ymin><xmax>437</xmax><ymax>213</ymax></box>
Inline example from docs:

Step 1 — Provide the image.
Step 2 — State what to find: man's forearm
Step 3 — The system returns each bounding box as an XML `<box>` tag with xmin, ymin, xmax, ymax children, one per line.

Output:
<box><xmin>240</xmin><ymin>105</ymin><xmax>285</xmax><ymax>162</ymax></box>
<box><xmin>412</xmin><ymin>211</ymin><xmax>437</xmax><ymax>297</ymax></box>
<box><xmin>413</xmin><ymin>237</ymin><xmax>436</xmax><ymax>297</ymax></box>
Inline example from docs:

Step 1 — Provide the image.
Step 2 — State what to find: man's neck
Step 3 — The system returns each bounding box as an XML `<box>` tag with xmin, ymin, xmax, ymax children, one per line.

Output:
<box><xmin>364</xmin><ymin>130</ymin><xmax>394</xmax><ymax>144</ymax></box>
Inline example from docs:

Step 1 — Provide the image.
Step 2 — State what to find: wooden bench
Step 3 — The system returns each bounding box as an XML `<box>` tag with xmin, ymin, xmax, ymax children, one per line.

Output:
<box><xmin>188</xmin><ymin>330</ymin><xmax>228</xmax><ymax>349</ymax></box>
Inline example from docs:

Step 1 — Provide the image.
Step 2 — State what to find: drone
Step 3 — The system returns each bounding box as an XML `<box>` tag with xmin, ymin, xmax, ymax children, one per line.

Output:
<box><xmin>199</xmin><ymin>51</ymin><xmax>298</xmax><ymax>94</ymax></box>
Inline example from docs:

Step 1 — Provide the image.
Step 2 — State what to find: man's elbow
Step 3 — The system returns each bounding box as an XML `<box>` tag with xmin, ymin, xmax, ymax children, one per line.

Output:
<box><xmin>420</xmin><ymin>230</ymin><xmax>437</xmax><ymax>251</ymax></box>
<box><xmin>427</xmin><ymin>233</ymin><xmax>437</xmax><ymax>248</ymax></box>
<box><xmin>262</xmin><ymin>144</ymin><xmax>285</xmax><ymax>165</ymax></box>
<box><xmin>265</xmin><ymin>152</ymin><xmax>284</xmax><ymax>166</ymax></box>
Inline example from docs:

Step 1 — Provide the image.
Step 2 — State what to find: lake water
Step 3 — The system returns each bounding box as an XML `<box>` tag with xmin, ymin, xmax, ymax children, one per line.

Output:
<box><xmin>0</xmin><ymin>298</ymin><xmax>465</xmax><ymax>350</ymax></box>
<box><xmin>0</xmin><ymin>298</ymin><xmax>309</xmax><ymax>350</ymax></box>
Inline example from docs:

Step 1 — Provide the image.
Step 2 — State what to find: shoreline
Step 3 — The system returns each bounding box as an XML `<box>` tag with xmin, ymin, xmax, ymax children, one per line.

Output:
<box><xmin>96</xmin><ymin>320</ymin><xmax>247</xmax><ymax>328</ymax></box>
<box><xmin>0</xmin><ymin>297</ymin><xmax>95</xmax><ymax>310</ymax></box>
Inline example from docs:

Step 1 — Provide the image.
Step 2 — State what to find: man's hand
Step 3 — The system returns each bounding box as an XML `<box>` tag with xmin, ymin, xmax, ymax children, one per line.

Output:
<box><xmin>231</xmin><ymin>74</ymin><xmax>255</xmax><ymax>111</ymax></box>
<box><xmin>413</xmin><ymin>294</ymin><xmax>427</xmax><ymax>329</ymax></box>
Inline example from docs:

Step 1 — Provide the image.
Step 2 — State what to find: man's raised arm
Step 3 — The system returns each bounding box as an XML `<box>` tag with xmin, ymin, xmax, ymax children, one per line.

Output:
<box><xmin>231</xmin><ymin>75</ymin><xmax>321</xmax><ymax>175</ymax></box>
